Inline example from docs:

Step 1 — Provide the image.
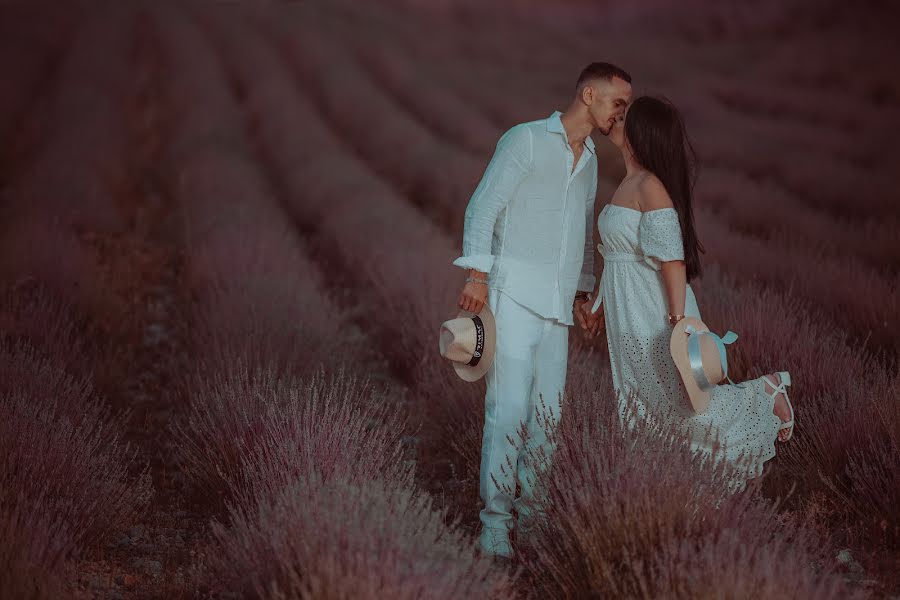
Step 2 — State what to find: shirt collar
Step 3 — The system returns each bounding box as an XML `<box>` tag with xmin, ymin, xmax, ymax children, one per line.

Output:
<box><xmin>547</xmin><ymin>110</ymin><xmax>595</xmax><ymax>154</ymax></box>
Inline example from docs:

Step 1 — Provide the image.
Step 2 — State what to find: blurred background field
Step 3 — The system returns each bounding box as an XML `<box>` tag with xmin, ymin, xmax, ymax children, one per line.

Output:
<box><xmin>0</xmin><ymin>0</ymin><xmax>897</xmax><ymax>598</ymax></box>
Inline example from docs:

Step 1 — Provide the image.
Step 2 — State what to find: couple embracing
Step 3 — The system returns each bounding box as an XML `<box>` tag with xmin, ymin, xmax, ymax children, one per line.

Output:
<box><xmin>438</xmin><ymin>62</ymin><xmax>797</xmax><ymax>561</ymax></box>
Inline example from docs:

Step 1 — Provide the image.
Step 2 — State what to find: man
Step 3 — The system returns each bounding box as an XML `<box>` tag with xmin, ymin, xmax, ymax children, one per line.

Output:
<box><xmin>453</xmin><ymin>62</ymin><xmax>632</xmax><ymax>559</ymax></box>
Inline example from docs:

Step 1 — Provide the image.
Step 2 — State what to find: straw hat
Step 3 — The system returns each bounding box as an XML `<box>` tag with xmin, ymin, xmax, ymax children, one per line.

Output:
<box><xmin>439</xmin><ymin>304</ymin><xmax>497</xmax><ymax>382</ymax></box>
<box><xmin>670</xmin><ymin>316</ymin><xmax>746</xmax><ymax>413</ymax></box>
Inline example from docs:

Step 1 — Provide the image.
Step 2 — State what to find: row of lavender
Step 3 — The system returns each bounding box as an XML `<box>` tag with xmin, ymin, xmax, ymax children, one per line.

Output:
<box><xmin>0</xmin><ymin>2</ymin><xmax>513</xmax><ymax>597</ymax></box>
<box><xmin>0</xmin><ymin>4</ymin><xmax>155</xmax><ymax>597</ymax></box>
<box><xmin>154</xmin><ymin>4</ymin><xmax>515</xmax><ymax>597</ymax></box>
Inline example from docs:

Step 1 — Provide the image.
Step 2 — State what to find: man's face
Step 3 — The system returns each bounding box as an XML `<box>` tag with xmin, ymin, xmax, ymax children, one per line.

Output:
<box><xmin>608</xmin><ymin>103</ymin><xmax>629</xmax><ymax>149</ymax></box>
<box><xmin>588</xmin><ymin>76</ymin><xmax>633</xmax><ymax>136</ymax></box>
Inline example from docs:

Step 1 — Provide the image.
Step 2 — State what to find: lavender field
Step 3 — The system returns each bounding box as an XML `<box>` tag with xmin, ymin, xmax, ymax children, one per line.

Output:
<box><xmin>1</xmin><ymin>0</ymin><xmax>898</xmax><ymax>598</ymax></box>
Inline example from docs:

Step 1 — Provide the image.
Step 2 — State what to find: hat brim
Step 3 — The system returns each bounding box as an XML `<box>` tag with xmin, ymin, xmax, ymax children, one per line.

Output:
<box><xmin>670</xmin><ymin>316</ymin><xmax>713</xmax><ymax>413</ymax></box>
<box><xmin>451</xmin><ymin>303</ymin><xmax>496</xmax><ymax>382</ymax></box>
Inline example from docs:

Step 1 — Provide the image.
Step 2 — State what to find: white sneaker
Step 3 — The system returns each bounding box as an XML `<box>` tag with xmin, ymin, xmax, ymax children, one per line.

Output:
<box><xmin>478</xmin><ymin>525</ymin><xmax>513</xmax><ymax>558</ymax></box>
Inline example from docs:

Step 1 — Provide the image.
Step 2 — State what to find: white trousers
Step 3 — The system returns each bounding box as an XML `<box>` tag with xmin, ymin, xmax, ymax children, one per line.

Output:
<box><xmin>478</xmin><ymin>287</ymin><xmax>568</xmax><ymax>540</ymax></box>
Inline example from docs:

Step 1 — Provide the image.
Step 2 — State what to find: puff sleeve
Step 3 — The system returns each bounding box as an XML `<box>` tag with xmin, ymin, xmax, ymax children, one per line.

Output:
<box><xmin>637</xmin><ymin>208</ymin><xmax>684</xmax><ymax>271</ymax></box>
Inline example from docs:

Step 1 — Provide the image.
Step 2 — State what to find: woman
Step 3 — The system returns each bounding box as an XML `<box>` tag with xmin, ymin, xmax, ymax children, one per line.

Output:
<box><xmin>582</xmin><ymin>95</ymin><xmax>795</xmax><ymax>486</ymax></box>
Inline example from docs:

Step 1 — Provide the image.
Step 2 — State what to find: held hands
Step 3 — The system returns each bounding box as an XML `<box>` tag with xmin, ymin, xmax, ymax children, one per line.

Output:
<box><xmin>458</xmin><ymin>273</ymin><xmax>605</xmax><ymax>338</ymax></box>
<box><xmin>574</xmin><ymin>298</ymin><xmax>605</xmax><ymax>339</ymax></box>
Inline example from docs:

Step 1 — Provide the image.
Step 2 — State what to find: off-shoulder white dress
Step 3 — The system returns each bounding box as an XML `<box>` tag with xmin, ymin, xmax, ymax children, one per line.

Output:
<box><xmin>590</xmin><ymin>204</ymin><xmax>782</xmax><ymax>489</ymax></box>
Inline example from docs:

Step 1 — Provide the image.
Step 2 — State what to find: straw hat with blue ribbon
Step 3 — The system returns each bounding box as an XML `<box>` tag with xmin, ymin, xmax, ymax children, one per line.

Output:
<box><xmin>670</xmin><ymin>316</ymin><xmax>748</xmax><ymax>413</ymax></box>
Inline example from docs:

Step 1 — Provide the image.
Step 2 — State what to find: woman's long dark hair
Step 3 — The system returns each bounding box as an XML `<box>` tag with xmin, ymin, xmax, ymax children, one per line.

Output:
<box><xmin>625</xmin><ymin>96</ymin><xmax>705</xmax><ymax>282</ymax></box>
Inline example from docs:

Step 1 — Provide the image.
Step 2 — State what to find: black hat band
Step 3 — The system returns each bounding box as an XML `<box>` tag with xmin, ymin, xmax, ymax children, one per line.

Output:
<box><xmin>466</xmin><ymin>315</ymin><xmax>485</xmax><ymax>367</ymax></box>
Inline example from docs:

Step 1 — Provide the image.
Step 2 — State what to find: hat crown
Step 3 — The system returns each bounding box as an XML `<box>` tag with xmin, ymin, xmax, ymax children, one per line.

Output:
<box><xmin>438</xmin><ymin>305</ymin><xmax>497</xmax><ymax>382</ymax></box>
<box><xmin>439</xmin><ymin>318</ymin><xmax>479</xmax><ymax>363</ymax></box>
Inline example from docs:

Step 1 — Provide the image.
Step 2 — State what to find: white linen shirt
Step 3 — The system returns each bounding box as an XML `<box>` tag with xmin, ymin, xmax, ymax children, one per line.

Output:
<box><xmin>452</xmin><ymin>110</ymin><xmax>598</xmax><ymax>326</ymax></box>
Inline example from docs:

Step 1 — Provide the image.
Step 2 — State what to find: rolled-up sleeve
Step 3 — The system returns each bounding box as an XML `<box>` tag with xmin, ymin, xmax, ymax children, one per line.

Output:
<box><xmin>577</xmin><ymin>159</ymin><xmax>598</xmax><ymax>292</ymax></box>
<box><xmin>452</xmin><ymin>124</ymin><xmax>532</xmax><ymax>273</ymax></box>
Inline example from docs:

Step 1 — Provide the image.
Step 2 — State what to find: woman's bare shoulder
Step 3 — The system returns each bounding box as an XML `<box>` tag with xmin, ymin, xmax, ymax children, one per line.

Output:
<box><xmin>637</xmin><ymin>173</ymin><xmax>674</xmax><ymax>211</ymax></box>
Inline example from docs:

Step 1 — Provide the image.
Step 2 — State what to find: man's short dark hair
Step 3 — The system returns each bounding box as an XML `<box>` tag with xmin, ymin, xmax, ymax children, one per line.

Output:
<box><xmin>576</xmin><ymin>62</ymin><xmax>632</xmax><ymax>89</ymax></box>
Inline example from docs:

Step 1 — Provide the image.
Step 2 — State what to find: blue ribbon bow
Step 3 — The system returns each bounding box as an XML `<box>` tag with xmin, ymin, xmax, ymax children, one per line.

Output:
<box><xmin>685</xmin><ymin>325</ymin><xmax>749</xmax><ymax>391</ymax></box>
